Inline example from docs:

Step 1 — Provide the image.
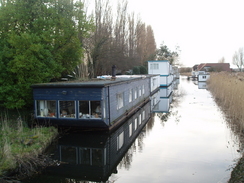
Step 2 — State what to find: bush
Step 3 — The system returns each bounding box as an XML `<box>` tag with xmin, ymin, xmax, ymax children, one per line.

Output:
<box><xmin>139</xmin><ymin>66</ymin><xmax>147</xmax><ymax>74</ymax></box>
<box><xmin>132</xmin><ymin>66</ymin><xmax>140</xmax><ymax>74</ymax></box>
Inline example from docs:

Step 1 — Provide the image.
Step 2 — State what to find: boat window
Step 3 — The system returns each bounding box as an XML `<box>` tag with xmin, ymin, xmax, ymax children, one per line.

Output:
<box><xmin>79</xmin><ymin>101</ymin><xmax>101</xmax><ymax>119</ymax></box>
<box><xmin>152</xmin><ymin>78</ymin><xmax>157</xmax><ymax>88</ymax></box>
<box><xmin>142</xmin><ymin>110</ymin><xmax>145</xmax><ymax>120</ymax></box>
<box><xmin>92</xmin><ymin>149</ymin><xmax>103</xmax><ymax>166</ymax></box>
<box><xmin>36</xmin><ymin>100</ymin><xmax>56</xmax><ymax>117</ymax></box>
<box><xmin>150</xmin><ymin>63</ymin><xmax>159</xmax><ymax>70</ymax></box>
<box><xmin>129</xmin><ymin>123</ymin><xmax>133</xmax><ymax>137</ymax></box>
<box><xmin>117</xmin><ymin>93</ymin><xmax>124</xmax><ymax>110</ymax></box>
<box><xmin>79</xmin><ymin>148</ymin><xmax>103</xmax><ymax>166</ymax></box>
<box><xmin>117</xmin><ymin>131</ymin><xmax>124</xmax><ymax>150</ymax></box>
<box><xmin>79</xmin><ymin>101</ymin><xmax>89</xmax><ymax>118</ymax></box>
<box><xmin>59</xmin><ymin>101</ymin><xmax>76</xmax><ymax>118</ymax></box>
<box><xmin>103</xmin><ymin>100</ymin><xmax>106</xmax><ymax>119</ymax></box>
<box><xmin>129</xmin><ymin>89</ymin><xmax>133</xmax><ymax>102</ymax></box>
<box><xmin>134</xmin><ymin>88</ymin><xmax>137</xmax><ymax>99</ymax></box>
<box><xmin>142</xmin><ymin>85</ymin><xmax>145</xmax><ymax>94</ymax></box>
<box><xmin>91</xmin><ymin>101</ymin><xmax>101</xmax><ymax>118</ymax></box>
<box><xmin>139</xmin><ymin>114</ymin><xmax>142</xmax><ymax>125</ymax></box>
<box><xmin>79</xmin><ymin>148</ymin><xmax>91</xmax><ymax>165</ymax></box>
<box><xmin>139</xmin><ymin>86</ymin><xmax>142</xmax><ymax>97</ymax></box>
<box><xmin>59</xmin><ymin>146</ymin><xmax>78</xmax><ymax>164</ymax></box>
<box><xmin>151</xmin><ymin>96</ymin><xmax>157</xmax><ymax>106</ymax></box>
<box><xmin>134</xmin><ymin>118</ymin><xmax>138</xmax><ymax>130</ymax></box>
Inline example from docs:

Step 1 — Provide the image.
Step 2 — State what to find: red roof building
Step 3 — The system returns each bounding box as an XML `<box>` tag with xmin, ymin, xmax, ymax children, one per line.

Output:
<box><xmin>197</xmin><ymin>63</ymin><xmax>231</xmax><ymax>72</ymax></box>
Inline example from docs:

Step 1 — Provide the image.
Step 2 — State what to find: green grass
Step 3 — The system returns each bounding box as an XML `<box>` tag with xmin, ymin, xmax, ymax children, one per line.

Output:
<box><xmin>0</xmin><ymin>114</ymin><xmax>58</xmax><ymax>177</ymax></box>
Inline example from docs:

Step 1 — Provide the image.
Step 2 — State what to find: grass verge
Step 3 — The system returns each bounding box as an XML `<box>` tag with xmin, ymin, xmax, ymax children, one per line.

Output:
<box><xmin>0</xmin><ymin>114</ymin><xmax>58</xmax><ymax>178</ymax></box>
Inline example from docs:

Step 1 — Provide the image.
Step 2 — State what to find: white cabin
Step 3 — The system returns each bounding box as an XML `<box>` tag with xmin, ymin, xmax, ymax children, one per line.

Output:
<box><xmin>148</xmin><ymin>60</ymin><xmax>174</xmax><ymax>87</ymax></box>
<box><xmin>198</xmin><ymin>73</ymin><xmax>210</xmax><ymax>82</ymax></box>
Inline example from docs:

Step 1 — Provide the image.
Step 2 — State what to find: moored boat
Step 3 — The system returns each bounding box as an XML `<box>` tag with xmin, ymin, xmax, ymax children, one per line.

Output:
<box><xmin>31</xmin><ymin>75</ymin><xmax>160</xmax><ymax>131</ymax></box>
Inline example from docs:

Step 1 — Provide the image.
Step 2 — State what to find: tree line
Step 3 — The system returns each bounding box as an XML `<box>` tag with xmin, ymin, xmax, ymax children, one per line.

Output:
<box><xmin>0</xmin><ymin>0</ymin><xmax>179</xmax><ymax>109</ymax></box>
<box><xmin>78</xmin><ymin>0</ymin><xmax>157</xmax><ymax>78</ymax></box>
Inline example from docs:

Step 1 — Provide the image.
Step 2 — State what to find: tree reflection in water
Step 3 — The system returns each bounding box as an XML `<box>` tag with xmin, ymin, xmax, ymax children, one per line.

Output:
<box><xmin>118</xmin><ymin>116</ymin><xmax>155</xmax><ymax>171</ymax></box>
<box><xmin>118</xmin><ymin>130</ymin><xmax>147</xmax><ymax>170</ymax></box>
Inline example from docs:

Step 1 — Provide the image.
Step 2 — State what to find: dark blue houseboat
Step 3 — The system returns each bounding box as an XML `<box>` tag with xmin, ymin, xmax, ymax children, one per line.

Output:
<box><xmin>32</xmin><ymin>75</ymin><xmax>159</xmax><ymax>130</ymax></box>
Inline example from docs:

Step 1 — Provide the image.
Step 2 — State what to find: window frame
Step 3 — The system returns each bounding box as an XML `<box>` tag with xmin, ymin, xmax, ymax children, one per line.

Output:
<box><xmin>129</xmin><ymin>88</ymin><xmax>133</xmax><ymax>103</ymax></box>
<box><xmin>36</xmin><ymin>100</ymin><xmax>57</xmax><ymax>118</ymax></box>
<box><xmin>117</xmin><ymin>92</ymin><xmax>124</xmax><ymax>110</ymax></box>
<box><xmin>78</xmin><ymin>100</ymin><xmax>102</xmax><ymax>119</ymax></box>
<box><xmin>59</xmin><ymin>100</ymin><xmax>76</xmax><ymax>119</ymax></box>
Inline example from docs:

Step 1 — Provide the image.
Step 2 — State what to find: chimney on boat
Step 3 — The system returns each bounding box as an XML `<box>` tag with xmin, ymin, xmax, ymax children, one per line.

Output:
<box><xmin>111</xmin><ymin>65</ymin><xmax>116</xmax><ymax>80</ymax></box>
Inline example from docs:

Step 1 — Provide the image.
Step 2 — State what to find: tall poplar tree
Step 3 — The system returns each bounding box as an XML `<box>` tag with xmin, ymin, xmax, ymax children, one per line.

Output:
<box><xmin>0</xmin><ymin>0</ymin><xmax>94</xmax><ymax>108</ymax></box>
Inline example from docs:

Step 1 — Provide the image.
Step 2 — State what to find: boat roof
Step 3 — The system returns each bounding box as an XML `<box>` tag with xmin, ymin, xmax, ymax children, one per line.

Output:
<box><xmin>32</xmin><ymin>75</ymin><xmax>158</xmax><ymax>88</ymax></box>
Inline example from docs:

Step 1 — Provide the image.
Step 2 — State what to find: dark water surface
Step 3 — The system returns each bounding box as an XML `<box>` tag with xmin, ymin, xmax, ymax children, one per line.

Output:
<box><xmin>23</xmin><ymin>77</ymin><xmax>241</xmax><ymax>183</ymax></box>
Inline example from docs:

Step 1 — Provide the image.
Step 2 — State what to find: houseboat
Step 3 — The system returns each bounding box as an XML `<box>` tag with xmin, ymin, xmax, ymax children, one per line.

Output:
<box><xmin>147</xmin><ymin>60</ymin><xmax>174</xmax><ymax>113</ymax></box>
<box><xmin>198</xmin><ymin>72</ymin><xmax>210</xmax><ymax>82</ymax></box>
<box><xmin>148</xmin><ymin>60</ymin><xmax>174</xmax><ymax>98</ymax></box>
<box><xmin>32</xmin><ymin>75</ymin><xmax>160</xmax><ymax>130</ymax></box>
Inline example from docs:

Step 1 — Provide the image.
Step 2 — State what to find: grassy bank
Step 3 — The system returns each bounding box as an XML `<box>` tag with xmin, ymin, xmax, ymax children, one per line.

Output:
<box><xmin>207</xmin><ymin>72</ymin><xmax>244</xmax><ymax>182</ymax></box>
<box><xmin>207</xmin><ymin>72</ymin><xmax>244</xmax><ymax>131</ymax></box>
<box><xmin>0</xmin><ymin>114</ymin><xmax>58</xmax><ymax>178</ymax></box>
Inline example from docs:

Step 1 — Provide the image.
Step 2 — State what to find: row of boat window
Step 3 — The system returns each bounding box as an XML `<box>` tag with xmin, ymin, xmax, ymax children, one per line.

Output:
<box><xmin>150</xmin><ymin>63</ymin><xmax>159</xmax><ymax>70</ymax></box>
<box><xmin>117</xmin><ymin>85</ymin><xmax>145</xmax><ymax>110</ymax></box>
<box><xmin>36</xmin><ymin>100</ymin><xmax>101</xmax><ymax>119</ymax></box>
<box><xmin>36</xmin><ymin>85</ymin><xmax>145</xmax><ymax>118</ymax></box>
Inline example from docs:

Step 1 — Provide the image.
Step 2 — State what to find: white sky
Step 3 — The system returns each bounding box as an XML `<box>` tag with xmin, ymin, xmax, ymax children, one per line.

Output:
<box><xmin>85</xmin><ymin>0</ymin><xmax>244</xmax><ymax>67</ymax></box>
<box><xmin>126</xmin><ymin>0</ymin><xmax>244</xmax><ymax>67</ymax></box>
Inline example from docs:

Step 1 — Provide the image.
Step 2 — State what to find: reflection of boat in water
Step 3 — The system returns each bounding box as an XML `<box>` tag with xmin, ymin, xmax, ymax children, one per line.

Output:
<box><xmin>198</xmin><ymin>82</ymin><xmax>207</xmax><ymax>89</ymax></box>
<box><xmin>152</xmin><ymin>79</ymin><xmax>179</xmax><ymax>113</ymax></box>
<box><xmin>41</xmin><ymin>101</ymin><xmax>152</xmax><ymax>182</ymax></box>
<box><xmin>153</xmin><ymin>93</ymin><xmax>173</xmax><ymax>113</ymax></box>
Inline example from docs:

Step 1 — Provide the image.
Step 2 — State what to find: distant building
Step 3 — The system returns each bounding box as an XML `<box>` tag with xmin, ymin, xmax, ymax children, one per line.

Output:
<box><xmin>197</xmin><ymin>63</ymin><xmax>231</xmax><ymax>72</ymax></box>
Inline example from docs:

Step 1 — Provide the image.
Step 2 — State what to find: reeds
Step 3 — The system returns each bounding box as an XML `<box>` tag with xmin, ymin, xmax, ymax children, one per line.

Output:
<box><xmin>207</xmin><ymin>72</ymin><xmax>244</xmax><ymax>131</ymax></box>
<box><xmin>0</xmin><ymin>114</ymin><xmax>58</xmax><ymax>177</ymax></box>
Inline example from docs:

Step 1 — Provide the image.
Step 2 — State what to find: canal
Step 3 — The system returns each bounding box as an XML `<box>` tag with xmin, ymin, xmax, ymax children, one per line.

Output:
<box><xmin>23</xmin><ymin>76</ymin><xmax>241</xmax><ymax>183</ymax></box>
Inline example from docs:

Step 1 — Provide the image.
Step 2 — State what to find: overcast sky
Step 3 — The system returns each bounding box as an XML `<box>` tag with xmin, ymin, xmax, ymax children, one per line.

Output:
<box><xmin>85</xmin><ymin>0</ymin><xmax>244</xmax><ymax>67</ymax></box>
<box><xmin>127</xmin><ymin>0</ymin><xmax>244</xmax><ymax>67</ymax></box>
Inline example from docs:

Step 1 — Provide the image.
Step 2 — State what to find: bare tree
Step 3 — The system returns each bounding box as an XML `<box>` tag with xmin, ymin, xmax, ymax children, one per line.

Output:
<box><xmin>90</xmin><ymin>0</ymin><xmax>113</xmax><ymax>77</ymax></box>
<box><xmin>81</xmin><ymin>0</ymin><xmax>157</xmax><ymax>76</ymax></box>
<box><xmin>232</xmin><ymin>48</ymin><xmax>244</xmax><ymax>71</ymax></box>
<box><xmin>136</xmin><ymin>20</ymin><xmax>146</xmax><ymax>66</ymax></box>
<box><xmin>145</xmin><ymin>25</ymin><xmax>157</xmax><ymax>62</ymax></box>
<box><xmin>218</xmin><ymin>57</ymin><xmax>225</xmax><ymax>63</ymax></box>
<box><xmin>112</xmin><ymin>0</ymin><xmax>129</xmax><ymax>71</ymax></box>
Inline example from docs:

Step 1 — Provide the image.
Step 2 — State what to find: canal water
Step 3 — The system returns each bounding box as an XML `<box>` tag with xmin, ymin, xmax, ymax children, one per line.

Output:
<box><xmin>23</xmin><ymin>76</ymin><xmax>241</xmax><ymax>183</ymax></box>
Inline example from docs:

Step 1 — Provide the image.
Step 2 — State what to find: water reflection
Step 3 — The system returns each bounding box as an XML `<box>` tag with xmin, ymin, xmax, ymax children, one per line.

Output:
<box><xmin>23</xmin><ymin>101</ymin><xmax>153</xmax><ymax>183</ymax></box>
<box><xmin>198</xmin><ymin>82</ymin><xmax>207</xmax><ymax>89</ymax></box>
<box><xmin>110</xmin><ymin>76</ymin><xmax>241</xmax><ymax>183</ymax></box>
<box><xmin>153</xmin><ymin>79</ymin><xmax>179</xmax><ymax>114</ymax></box>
